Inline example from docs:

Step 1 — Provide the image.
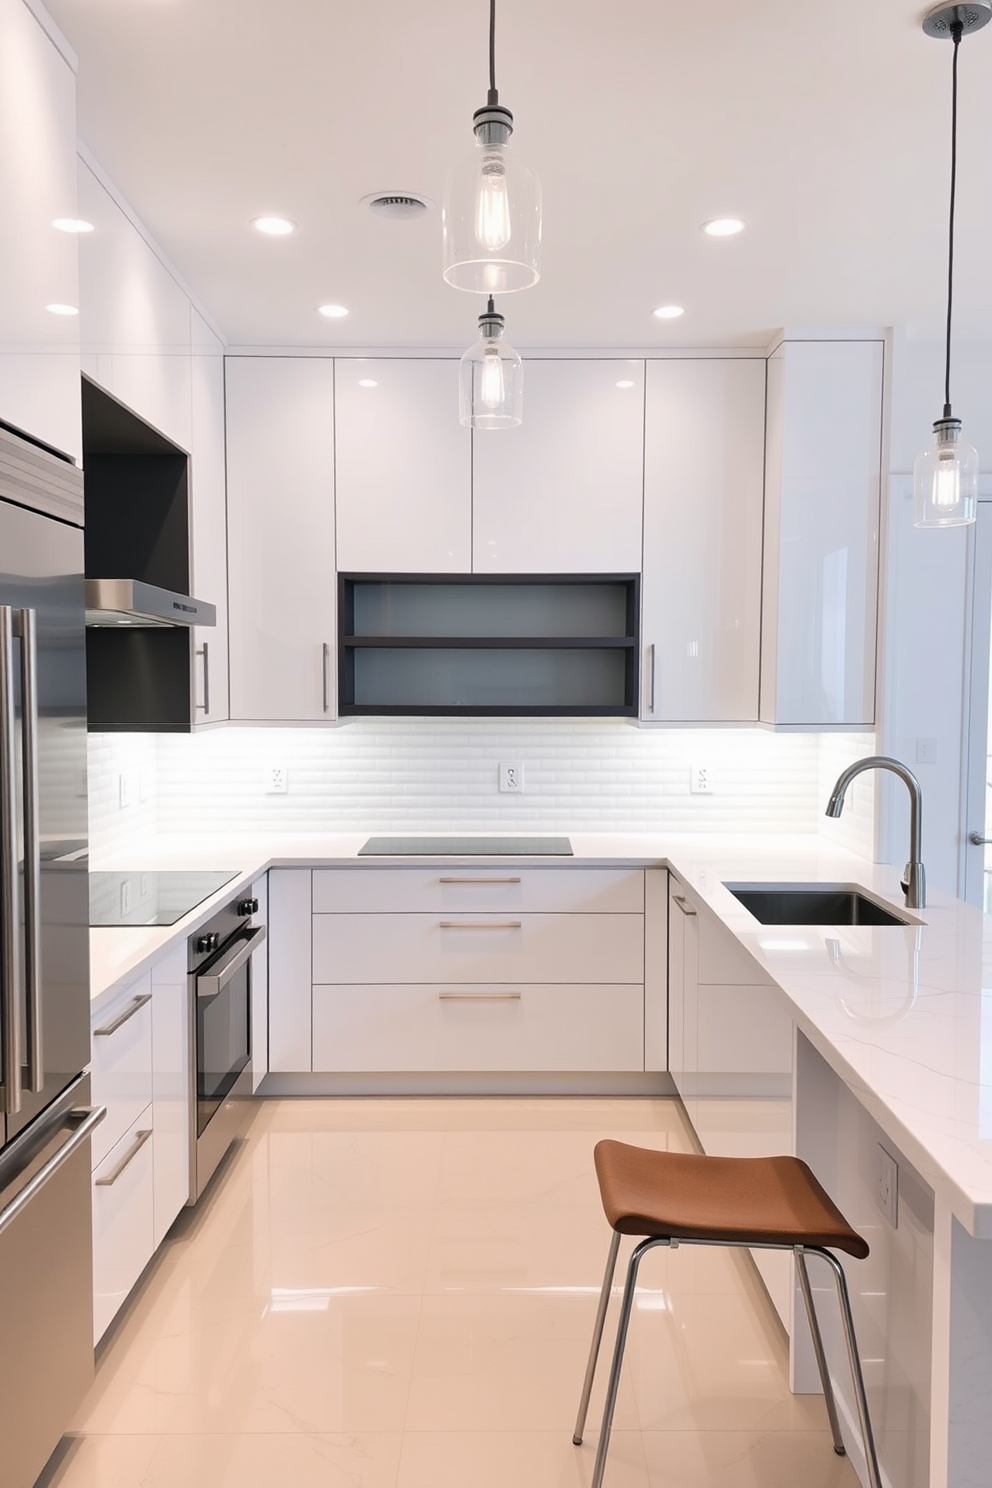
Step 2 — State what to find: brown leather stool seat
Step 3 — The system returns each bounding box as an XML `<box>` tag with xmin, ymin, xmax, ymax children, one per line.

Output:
<box><xmin>573</xmin><ymin>1139</ymin><xmax>881</xmax><ymax>1488</ymax></box>
<box><xmin>594</xmin><ymin>1140</ymin><xmax>870</xmax><ymax>1256</ymax></box>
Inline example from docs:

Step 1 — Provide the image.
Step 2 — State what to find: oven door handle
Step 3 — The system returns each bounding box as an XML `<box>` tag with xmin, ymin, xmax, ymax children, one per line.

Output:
<box><xmin>196</xmin><ymin>924</ymin><xmax>266</xmax><ymax>1000</ymax></box>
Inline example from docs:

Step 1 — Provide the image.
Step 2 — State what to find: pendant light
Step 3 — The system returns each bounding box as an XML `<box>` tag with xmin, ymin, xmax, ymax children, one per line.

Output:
<box><xmin>914</xmin><ymin>2</ymin><xmax>989</xmax><ymax>528</ymax></box>
<box><xmin>459</xmin><ymin>298</ymin><xmax>523</xmax><ymax>428</ymax></box>
<box><xmin>442</xmin><ymin>0</ymin><xmax>542</xmax><ymax>294</ymax></box>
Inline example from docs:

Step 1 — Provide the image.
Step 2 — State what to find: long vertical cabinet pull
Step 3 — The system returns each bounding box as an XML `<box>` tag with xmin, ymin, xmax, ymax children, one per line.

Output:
<box><xmin>17</xmin><ymin>609</ymin><xmax>43</xmax><ymax>1091</ymax></box>
<box><xmin>322</xmin><ymin>642</ymin><xmax>331</xmax><ymax>713</ymax></box>
<box><xmin>647</xmin><ymin>642</ymin><xmax>656</xmax><ymax>714</ymax></box>
<box><xmin>0</xmin><ymin>608</ymin><xmax>22</xmax><ymax>1115</ymax></box>
<box><xmin>197</xmin><ymin>641</ymin><xmax>210</xmax><ymax>716</ymax></box>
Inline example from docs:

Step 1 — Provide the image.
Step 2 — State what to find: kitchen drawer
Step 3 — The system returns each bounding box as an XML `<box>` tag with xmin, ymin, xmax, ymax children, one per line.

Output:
<box><xmin>91</xmin><ymin>1109</ymin><xmax>155</xmax><ymax>1344</ymax></box>
<box><xmin>90</xmin><ymin>972</ymin><xmax>153</xmax><ymax>1170</ymax></box>
<box><xmin>312</xmin><ymin>983</ymin><xmax>645</xmax><ymax>1072</ymax></box>
<box><xmin>312</xmin><ymin>911</ymin><xmax>644</xmax><ymax>985</ymax></box>
<box><xmin>312</xmin><ymin>866</ymin><xmax>644</xmax><ymax>915</ymax></box>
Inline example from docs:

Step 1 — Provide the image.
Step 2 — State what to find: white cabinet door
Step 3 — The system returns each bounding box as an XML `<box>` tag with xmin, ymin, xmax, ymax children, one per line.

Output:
<box><xmin>472</xmin><ymin>360</ymin><xmax>644</xmax><ymax>573</ymax></box>
<box><xmin>151</xmin><ymin>941</ymin><xmax>189</xmax><ymax>1246</ymax></box>
<box><xmin>644</xmin><ymin>868</ymin><xmax>668</xmax><ymax>1071</ymax></box>
<box><xmin>77</xmin><ymin>161</ymin><xmax>192</xmax><ymax>451</ymax></box>
<box><xmin>91</xmin><ymin>1113</ymin><xmax>155</xmax><ymax>1344</ymax></box>
<box><xmin>226</xmin><ymin>358</ymin><xmax>336</xmax><ymax>721</ymax></box>
<box><xmin>250</xmin><ymin>873</ymin><xmax>269</xmax><ymax>1092</ymax></box>
<box><xmin>90</xmin><ymin>972</ymin><xmax>153</xmax><ymax>1170</ymax></box>
<box><xmin>334</xmin><ymin>359</ymin><xmax>470</xmax><ymax>573</ymax></box>
<box><xmin>667</xmin><ymin>878</ymin><xmax>698</xmax><ymax>1127</ymax></box>
<box><xmin>641</xmin><ymin>359</ymin><xmax>765</xmax><ymax>722</ymax></box>
<box><xmin>267</xmin><ymin>868</ymin><xmax>312</xmax><ymax>1073</ymax></box>
<box><xmin>189</xmin><ymin>310</ymin><xmax>229</xmax><ymax>722</ymax></box>
<box><xmin>761</xmin><ymin>338</ymin><xmax>883</xmax><ymax>727</ymax></box>
<box><xmin>0</xmin><ymin>0</ymin><xmax>80</xmax><ymax>460</ymax></box>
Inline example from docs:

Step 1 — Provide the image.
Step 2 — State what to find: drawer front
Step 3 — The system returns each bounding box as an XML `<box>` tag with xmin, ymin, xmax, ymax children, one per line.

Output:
<box><xmin>312</xmin><ymin>866</ymin><xmax>644</xmax><ymax>914</ymax></box>
<box><xmin>91</xmin><ymin>1111</ymin><xmax>155</xmax><ymax>1344</ymax></box>
<box><xmin>312</xmin><ymin>983</ymin><xmax>645</xmax><ymax>1072</ymax></box>
<box><xmin>312</xmin><ymin>912</ymin><xmax>644</xmax><ymax>985</ymax></box>
<box><xmin>90</xmin><ymin>973</ymin><xmax>154</xmax><ymax>1169</ymax></box>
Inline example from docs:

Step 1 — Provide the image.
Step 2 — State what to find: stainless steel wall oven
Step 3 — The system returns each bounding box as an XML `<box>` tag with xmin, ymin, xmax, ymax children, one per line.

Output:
<box><xmin>187</xmin><ymin>894</ymin><xmax>265</xmax><ymax>1203</ymax></box>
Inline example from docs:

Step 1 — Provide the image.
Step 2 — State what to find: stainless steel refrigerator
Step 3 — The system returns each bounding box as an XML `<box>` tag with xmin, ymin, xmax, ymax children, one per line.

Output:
<box><xmin>0</xmin><ymin>424</ymin><xmax>103</xmax><ymax>1488</ymax></box>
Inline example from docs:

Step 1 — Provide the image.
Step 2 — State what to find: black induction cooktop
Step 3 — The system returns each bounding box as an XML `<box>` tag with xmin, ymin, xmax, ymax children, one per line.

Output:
<box><xmin>89</xmin><ymin>870</ymin><xmax>239</xmax><ymax>927</ymax></box>
<box><xmin>358</xmin><ymin>836</ymin><xmax>573</xmax><ymax>856</ymax></box>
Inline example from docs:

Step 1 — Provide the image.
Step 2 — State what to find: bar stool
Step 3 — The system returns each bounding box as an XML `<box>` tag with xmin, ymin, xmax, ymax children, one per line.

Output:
<box><xmin>573</xmin><ymin>1141</ymin><xmax>882</xmax><ymax>1488</ymax></box>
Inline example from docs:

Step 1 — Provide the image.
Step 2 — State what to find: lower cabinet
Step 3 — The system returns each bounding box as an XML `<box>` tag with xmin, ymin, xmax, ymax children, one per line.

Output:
<box><xmin>91</xmin><ymin>1114</ymin><xmax>155</xmax><ymax>1344</ymax></box>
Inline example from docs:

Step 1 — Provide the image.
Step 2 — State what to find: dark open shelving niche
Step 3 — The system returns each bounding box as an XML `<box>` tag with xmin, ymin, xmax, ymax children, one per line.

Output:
<box><xmin>338</xmin><ymin>573</ymin><xmax>640</xmax><ymax>717</ymax></box>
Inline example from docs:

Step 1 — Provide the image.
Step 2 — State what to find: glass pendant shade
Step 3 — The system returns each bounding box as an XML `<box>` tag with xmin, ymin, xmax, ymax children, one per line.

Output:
<box><xmin>914</xmin><ymin>418</ymin><xmax>978</xmax><ymax>527</ymax></box>
<box><xmin>459</xmin><ymin>303</ymin><xmax>523</xmax><ymax>428</ymax></box>
<box><xmin>443</xmin><ymin>113</ymin><xmax>542</xmax><ymax>294</ymax></box>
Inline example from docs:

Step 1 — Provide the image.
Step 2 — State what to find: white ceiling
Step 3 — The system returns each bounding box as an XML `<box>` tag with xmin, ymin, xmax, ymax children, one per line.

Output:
<box><xmin>42</xmin><ymin>0</ymin><xmax>992</xmax><ymax>350</ymax></box>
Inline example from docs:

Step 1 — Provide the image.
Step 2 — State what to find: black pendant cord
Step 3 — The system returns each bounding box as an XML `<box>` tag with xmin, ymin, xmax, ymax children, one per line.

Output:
<box><xmin>943</xmin><ymin>20</ymin><xmax>963</xmax><ymax>419</ymax></box>
<box><xmin>488</xmin><ymin>0</ymin><xmax>498</xmax><ymax>105</ymax></box>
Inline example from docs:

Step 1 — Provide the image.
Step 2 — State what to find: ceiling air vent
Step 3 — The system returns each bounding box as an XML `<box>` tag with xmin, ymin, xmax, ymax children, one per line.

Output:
<box><xmin>363</xmin><ymin>192</ymin><xmax>431</xmax><ymax>220</ymax></box>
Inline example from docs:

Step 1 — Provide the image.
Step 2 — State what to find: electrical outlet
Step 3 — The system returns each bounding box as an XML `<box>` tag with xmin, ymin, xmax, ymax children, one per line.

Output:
<box><xmin>499</xmin><ymin>762</ymin><xmax>524</xmax><ymax>793</ymax></box>
<box><xmin>689</xmin><ymin>763</ymin><xmax>713</xmax><ymax>795</ymax></box>
<box><xmin>266</xmin><ymin>765</ymin><xmax>288</xmax><ymax>795</ymax></box>
<box><xmin>120</xmin><ymin>878</ymin><xmax>132</xmax><ymax>918</ymax></box>
<box><xmin>118</xmin><ymin>772</ymin><xmax>133</xmax><ymax>809</ymax></box>
<box><xmin>875</xmin><ymin>1143</ymin><xmax>899</xmax><ymax>1227</ymax></box>
<box><xmin>915</xmin><ymin>736</ymin><xmax>938</xmax><ymax>765</ymax></box>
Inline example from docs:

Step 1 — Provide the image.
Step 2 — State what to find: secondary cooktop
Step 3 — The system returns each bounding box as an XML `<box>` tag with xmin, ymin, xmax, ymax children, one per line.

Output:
<box><xmin>89</xmin><ymin>870</ymin><xmax>239</xmax><ymax>927</ymax></box>
<box><xmin>358</xmin><ymin>836</ymin><xmax>573</xmax><ymax>856</ymax></box>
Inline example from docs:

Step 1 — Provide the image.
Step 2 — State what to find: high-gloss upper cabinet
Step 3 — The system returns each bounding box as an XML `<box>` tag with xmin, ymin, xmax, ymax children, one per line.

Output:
<box><xmin>0</xmin><ymin>0</ymin><xmax>80</xmax><ymax>461</ymax></box>
<box><xmin>189</xmin><ymin>311</ymin><xmax>229</xmax><ymax>722</ymax></box>
<box><xmin>334</xmin><ymin>359</ymin><xmax>470</xmax><ymax>573</ymax></box>
<box><xmin>641</xmin><ymin>359</ymin><xmax>765</xmax><ymax>722</ymax></box>
<box><xmin>472</xmin><ymin>360</ymin><xmax>645</xmax><ymax>573</ymax></box>
<box><xmin>226</xmin><ymin>357</ymin><xmax>336</xmax><ymax>722</ymax></box>
<box><xmin>761</xmin><ymin>338</ymin><xmax>883</xmax><ymax>727</ymax></box>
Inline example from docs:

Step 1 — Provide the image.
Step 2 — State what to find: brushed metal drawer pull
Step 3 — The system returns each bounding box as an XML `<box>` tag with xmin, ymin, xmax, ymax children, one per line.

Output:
<box><xmin>95</xmin><ymin>1127</ymin><xmax>152</xmax><ymax>1186</ymax></box>
<box><xmin>438</xmin><ymin>990</ymin><xmax>523</xmax><ymax>1001</ymax></box>
<box><xmin>439</xmin><ymin>876</ymin><xmax>522</xmax><ymax>885</ymax></box>
<box><xmin>672</xmin><ymin>895</ymin><xmax>697</xmax><ymax>917</ymax></box>
<box><xmin>93</xmin><ymin>992</ymin><xmax>153</xmax><ymax>1037</ymax></box>
<box><xmin>439</xmin><ymin>920</ymin><xmax>523</xmax><ymax>930</ymax></box>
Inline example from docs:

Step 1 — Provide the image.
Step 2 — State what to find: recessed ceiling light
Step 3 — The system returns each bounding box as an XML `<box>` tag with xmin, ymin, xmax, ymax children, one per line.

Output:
<box><xmin>615</xmin><ymin>379</ymin><xmax>635</xmax><ymax>388</ymax></box>
<box><xmin>702</xmin><ymin>217</ymin><xmax>746</xmax><ymax>237</ymax></box>
<box><xmin>317</xmin><ymin>304</ymin><xmax>349</xmax><ymax>319</ymax></box>
<box><xmin>653</xmin><ymin>305</ymin><xmax>685</xmax><ymax>320</ymax></box>
<box><xmin>252</xmin><ymin>215</ymin><xmax>297</xmax><ymax>236</ymax></box>
<box><xmin>46</xmin><ymin>303</ymin><xmax>78</xmax><ymax>316</ymax></box>
<box><xmin>52</xmin><ymin>218</ymin><xmax>94</xmax><ymax>234</ymax></box>
<box><xmin>362</xmin><ymin>192</ymin><xmax>432</xmax><ymax>220</ymax></box>
<box><xmin>358</xmin><ymin>378</ymin><xmax>378</xmax><ymax>388</ymax></box>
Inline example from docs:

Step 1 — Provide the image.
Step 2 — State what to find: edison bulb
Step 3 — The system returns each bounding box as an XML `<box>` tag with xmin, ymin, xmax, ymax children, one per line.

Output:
<box><xmin>480</xmin><ymin>342</ymin><xmax>506</xmax><ymax>410</ymax></box>
<box><xmin>914</xmin><ymin>418</ymin><xmax>978</xmax><ymax>527</ymax></box>
<box><xmin>475</xmin><ymin>150</ymin><xmax>511</xmax><ymax>252</ymax></box>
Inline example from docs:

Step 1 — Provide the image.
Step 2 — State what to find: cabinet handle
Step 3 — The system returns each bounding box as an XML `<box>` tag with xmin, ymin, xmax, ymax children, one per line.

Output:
<box><xmin>438</xmin><ymin>920</ymin><xmax>522</xmax><ymax>930</ymax></box>
<box><xmin>95</xmin><ymin>1127</ymin><xmax>152</xmax><ymax>1186</ymax></box>
<box><xmin>439</xmin><ymin>876</ymin><xmax>522</xmax><ymax>885</ymax></box>
<box><xmin>0</xmin><ymin>1106</ymin><xmax>106</xmax><ymax>1239</ymax></box>
<box><xmin>196</xmin><ymin>642</ymin><xmax>210</xmax><ymax>714</ymax></box>
<box><xmin>93</xmin><ymin>992</ymin><xmax>152</xmax><ymax>1037</ymax></box>
<box><xmin>672</xmin><ymin>894</ymin><xmax>697</xmax><ymax>917</ymax></box>
<box><xmin>322</xmin><ymin>642</ymin><xmax>331</xmax><ymax>713</ymax></box>
<box><xmin>648</xmin><ymin>642</ymin><xmax>656</xmax><ymax>714</ymax></box>
<box><xmin>438</xmin><ymin>990</ymin><xmax>522</xmax><ymax>1001</ymax></box>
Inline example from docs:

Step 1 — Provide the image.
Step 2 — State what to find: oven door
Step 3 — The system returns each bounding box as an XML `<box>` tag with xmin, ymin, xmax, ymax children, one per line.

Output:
<box><xmin>195</xmin><ymin>925</ymin><xmax>265</xmax><ymax>1139</ymax></box>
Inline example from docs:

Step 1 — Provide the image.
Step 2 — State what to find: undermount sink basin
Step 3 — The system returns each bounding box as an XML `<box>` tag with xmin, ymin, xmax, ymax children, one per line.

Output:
<box><xmin>724</xmin><ymin>882</ymin><xmax>912</xmax><ymax>927</ymax></box>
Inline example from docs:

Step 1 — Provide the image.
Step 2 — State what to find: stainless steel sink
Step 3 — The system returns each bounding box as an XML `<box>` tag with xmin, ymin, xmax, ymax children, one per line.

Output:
<box><xmin>724</xmin><ymin>882</ymin><xmax>912</xmax><ymax>927</ymax></box>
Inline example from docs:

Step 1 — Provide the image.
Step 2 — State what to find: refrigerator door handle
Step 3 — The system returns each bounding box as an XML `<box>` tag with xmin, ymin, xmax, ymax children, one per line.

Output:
<box><xmin>0</xmin><ymin>1105</ymin><xmax>105</xmax><ymax>1240</ymax></box>
<box><xmin>0</xmin><ymin>607</ymin><xmax>22</xmax><ymax>1116</ymax></box>
<box><xmin>16</xmin><ymin>609</ymin><xmax>43</xmax><ymax>1092</ymax></box>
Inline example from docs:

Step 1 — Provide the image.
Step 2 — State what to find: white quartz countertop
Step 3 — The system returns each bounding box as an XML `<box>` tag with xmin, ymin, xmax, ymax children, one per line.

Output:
<box><xmin>90</xmin><ymin>829</ymin><xmax>992</xmax><ymax>1236</ymax></box>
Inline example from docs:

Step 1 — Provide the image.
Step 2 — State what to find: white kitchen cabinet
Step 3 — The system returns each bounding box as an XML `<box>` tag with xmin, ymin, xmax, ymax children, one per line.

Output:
<box><xmin>0</xmin><ymin>0</ymin><xmax>81</xmax><ymax>461</ymax></box>
<box><xmin>90</xmin><ymin>971</ymin><xmax>153</xmax><ymax>1170</ymax></box>
<box><xmin>641</xmin><ymin>358</ymin><xmax>765</xmax><ymax>722</ymax></box>
<box><xmin>311</xmin><ymin>865</ymin><xmax>644</xmax><ymax>914</ymax></box>
<box><xmin>267</xmin><ymin>868</ymin><xmax>312</xmax><ymax>1073</ymax></box>
<box><xmin>667</xmin><ymin>877</ymin><xmax>699</xmax><ymax>1129</ymax></box>
<box><xmin>189</xmin><ymin>310</ymin><xmax>229</xmax><ymax>723</ymax></box>
<box><xmin>91</xmin><ymin>1112</ymin><xmax>155</xmax><ymax>1343</ymax></box>
<box><xmin>472</xmin><ymin>360</ymin><xmax>644</xmax><ymax>573</ymax></box>
<box><xmin>644</xmin><ymin>868</ymin><xmax>669</xmax><ymax>1071</ymax></box>
<box><xmin>150</xmin><ymin>941</ymin><xmax>189</xmax><ymax>1247</ymax></box>
<box><xmin>250</xmin><ymin>873</ymin><xmax>269</xmax><ymax>1092</ymax></box>
<box><xmin>77</xmin><ymin>160</ymin><xmax>193</xmax><ymax>451</ymax></box>
<box><xmin>334</xmin><ymin>358</ymin><xmax>471</xmax><ymax>573</ymax></box>
<box><xmin>226</xmin><ymin>357</ymin><xmax>336</xmax><ymax>722</ymax></box>
<box><xmin>761</xmin><ymin>337</ymin><xmax>883</xmax><ymax>727</ymax></box>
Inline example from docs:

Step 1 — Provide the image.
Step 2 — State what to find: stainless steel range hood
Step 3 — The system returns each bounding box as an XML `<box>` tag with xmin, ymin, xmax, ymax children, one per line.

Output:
<box><xmin>85</xmin><ymin>578</ymin><xmax>216</xmax><ymax>628</ymax></box>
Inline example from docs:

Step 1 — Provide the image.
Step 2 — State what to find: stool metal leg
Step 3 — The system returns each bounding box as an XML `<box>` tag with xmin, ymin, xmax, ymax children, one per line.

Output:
<box><xmin>795</xmin><ymin>1247</ymin><xmax>846</xmax><ymax>1455</ymax></box>
<box><xmin>810</xmin><ymin>1247</ymin><xmax>883</xmax><ymax>1488</ymax></box>
<box><xmin>573</xmin><ymin>1228</ymin><xmax>622</xmax><ymax>1445</ymax></box>
<box><xmin>590</xmin><ymin>1236</ymin><xmax>664</xmax><ymax>1488</ymax></box>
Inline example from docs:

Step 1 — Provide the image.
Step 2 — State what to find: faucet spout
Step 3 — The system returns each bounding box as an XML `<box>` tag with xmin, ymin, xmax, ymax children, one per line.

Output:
<box><xmin>824</xmin><ymin>754</ymin><xmax>925</xmax><ymax>910</ymax></box>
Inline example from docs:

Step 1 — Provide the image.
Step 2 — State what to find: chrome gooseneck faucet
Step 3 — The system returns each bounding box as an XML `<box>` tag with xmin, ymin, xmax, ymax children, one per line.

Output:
<box><xmin>825</xmin><ymin>755</ymin><xmax>926</xmax><ymax>909</ymax></box>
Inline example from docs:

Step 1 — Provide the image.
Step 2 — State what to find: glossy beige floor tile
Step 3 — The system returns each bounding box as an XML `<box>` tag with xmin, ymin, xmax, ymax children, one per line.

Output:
<box><xmin>46</xmin><ymin>1096</ymin><xmax>858</xmax><ymax>1488</ymax></box>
